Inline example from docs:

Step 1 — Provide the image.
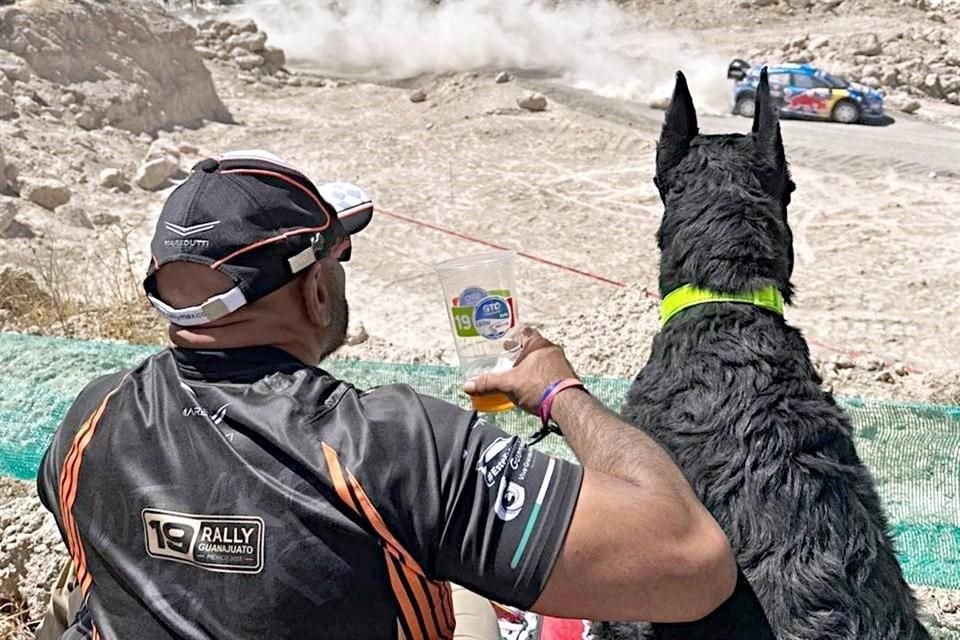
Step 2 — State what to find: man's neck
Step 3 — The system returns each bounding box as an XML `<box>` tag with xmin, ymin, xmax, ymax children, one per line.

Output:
<box><xmin>169</xmin><ymin>323</ymin><xmax>319</xmax><ymax>366</ymax></box>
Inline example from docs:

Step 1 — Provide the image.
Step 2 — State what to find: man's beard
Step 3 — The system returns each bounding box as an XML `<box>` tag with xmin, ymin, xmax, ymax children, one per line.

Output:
<box><xmin>318</xmin><ymin>292</ymin><xmax>349</xmax><ymax>362</ymax></box>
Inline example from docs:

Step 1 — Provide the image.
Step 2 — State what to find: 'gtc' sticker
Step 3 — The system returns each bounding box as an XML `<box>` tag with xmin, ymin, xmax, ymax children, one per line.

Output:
<box><xmin>451</xmin><ymin>288</ymin><xmax>515</xmax><ymax>339</ymax></box>
<box><xmin>473</xmin><ymin>296</ymin><xmax>513</xmax><ymax>340</ymax></box>
<box><xmin>142</xmin><ymin>509</ymin><xmax>264</xmax><ymax>574</ymax></box>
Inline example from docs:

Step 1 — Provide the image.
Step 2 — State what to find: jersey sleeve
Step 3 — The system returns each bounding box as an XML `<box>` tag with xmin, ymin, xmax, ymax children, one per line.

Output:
<box><xmin>423</xmin><ymin>398</ymin><xmax>583</xmax><ymax>609</ymax></box>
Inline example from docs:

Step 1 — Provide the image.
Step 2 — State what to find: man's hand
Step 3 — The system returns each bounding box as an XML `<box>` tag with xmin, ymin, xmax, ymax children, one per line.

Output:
<box><xmin>463</xmin><ymin>328</ymin><xmax>578</xmax><ymax>414</ymax></box>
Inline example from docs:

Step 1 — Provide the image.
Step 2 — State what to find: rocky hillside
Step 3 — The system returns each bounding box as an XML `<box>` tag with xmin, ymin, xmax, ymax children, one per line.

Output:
<box><xmin>0</xmin><ymin>0</ymin><xmax>230</xmax><ymax>132</ymax></box>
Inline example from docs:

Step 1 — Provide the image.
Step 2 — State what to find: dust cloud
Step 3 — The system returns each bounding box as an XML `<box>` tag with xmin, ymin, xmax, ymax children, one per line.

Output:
<box><xmin>225</xmin><ymin>0</ymin><xmax>733</xmax><ymax>113</ymax></box>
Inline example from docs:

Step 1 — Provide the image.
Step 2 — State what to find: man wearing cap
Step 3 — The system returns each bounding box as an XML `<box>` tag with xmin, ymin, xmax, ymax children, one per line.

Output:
<box><xmin>35</xmin><ymin>151</ymin><xmax>736</xmax><ymax>639</ymax></box>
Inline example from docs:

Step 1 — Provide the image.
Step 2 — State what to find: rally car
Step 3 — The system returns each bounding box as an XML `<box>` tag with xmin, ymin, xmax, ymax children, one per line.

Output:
<box><xmin>727</xmin><ymin>59</ymin><xmax>885</xmax><ymax>124</ymax></box>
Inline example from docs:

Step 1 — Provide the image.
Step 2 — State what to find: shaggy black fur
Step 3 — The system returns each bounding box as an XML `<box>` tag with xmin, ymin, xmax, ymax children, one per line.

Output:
<box><xmin>593</xmin><ymin>71</ymin><xmax>930</xmax><ymax>640</ymax></box>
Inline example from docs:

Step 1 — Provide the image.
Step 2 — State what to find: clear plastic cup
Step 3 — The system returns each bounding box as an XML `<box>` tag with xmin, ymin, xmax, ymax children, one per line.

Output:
<box><xmin>435</xmin><ymin>251</ymin><xmax>520</xmax><ymax>412</ymax></box>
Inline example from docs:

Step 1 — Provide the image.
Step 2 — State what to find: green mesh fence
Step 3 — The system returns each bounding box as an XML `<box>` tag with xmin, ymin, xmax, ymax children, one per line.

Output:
<box><xmin>1</xmin><ymin>331</ymin><xmax>959</xmax><ymax>590</ymax></box>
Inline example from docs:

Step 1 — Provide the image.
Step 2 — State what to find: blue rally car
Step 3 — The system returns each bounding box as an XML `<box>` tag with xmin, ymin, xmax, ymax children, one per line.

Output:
<box><xmin>727</xmin><ymin>59</ymin><xmax>886</xmax><ymax>124</ymax></box>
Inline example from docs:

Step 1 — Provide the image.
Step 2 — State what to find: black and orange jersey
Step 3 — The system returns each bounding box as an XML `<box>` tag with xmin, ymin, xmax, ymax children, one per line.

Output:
<box><xmin>37</xmin><ymin>346</ymin><xmax>582</xmax><ymax>639</ymax></box>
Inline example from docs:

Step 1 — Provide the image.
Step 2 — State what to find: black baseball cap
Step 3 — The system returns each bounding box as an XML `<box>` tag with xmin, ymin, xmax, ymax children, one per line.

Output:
<box><xmin>144</xmin><ymin>150</ymin><xmax>373</xmax><ymax>326</ymax></box>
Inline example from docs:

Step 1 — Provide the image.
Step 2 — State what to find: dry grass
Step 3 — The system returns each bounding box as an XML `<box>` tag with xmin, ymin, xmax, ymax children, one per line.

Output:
<box><xmin>0</xmin><ymin>219</ymin><xmax>165</xmax><ymax>345</ymax></box>
<box><xmin>0</xmin><ymin>598</ymin><xmax>36</xmax><ymax>640</ymax></box>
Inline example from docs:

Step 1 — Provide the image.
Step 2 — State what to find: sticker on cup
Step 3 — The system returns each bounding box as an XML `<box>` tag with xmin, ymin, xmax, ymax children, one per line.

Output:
<box><xmin>473</xmin><ymin>295</ymin><xmax>513</xmax><ymax>340</ymax></box>
<box><xmin>457</xmin><ymin>287</ymin><xmax>488</xmax><ymax>307</ymax></box>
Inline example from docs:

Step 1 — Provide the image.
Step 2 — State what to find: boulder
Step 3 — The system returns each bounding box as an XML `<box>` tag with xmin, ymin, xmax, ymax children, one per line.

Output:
<box><xmin>235</xmin><ymin>54</ymin><xmax>265</xmax><ymax>71</ymax></box>
<box><xmin>90</xmin><ymin>212</ymin><xmax>121</xmax><ymax>226</ymax></box>
<box><xmin>0</xmin><ymin>57</ymin><xmax>30</xmax><ymax>83</ymax></box>
<box><xmin>13</xmin><ymin>95</ymin><xmax>38</xmax><ymax>115</ymax></box>
<box><xmin>194</xmin><ymin>46</ymin><xmax>217</xmax><ymax>60</ymax></box>
<box><xmin>74</xmin><ymin>107</ymin><xmax>101</xmax><ymax>130</ymax></box>
<box><xmin>59</xmin><ymin>204</ymin><xmax>94</xmax><ymax>229</ymax></box>
<box><xmin>942</xmin><ymin>75</ymin><xmax>960</xmax><ymax>95</ymax></box>
<box><xmin>261</xmin><ymin>47</ymin><xmax>286</xmax><ymax>73</ymax></box>
<box><xmin>899</xmin><ymin>99</ymin><xmax>922</xmax><ymax>114</ymax></box>
<box><xmin>134</xmin><ymin>155</ymin><xmax>180</xmax><ymax>191</ymax></box>
<box><xmin>225</xmin><ymin>31</ymin><xmax>267</xmax><ymax>53</ymax></box>
<box><xmin>231</xmin><ymin>19</ymin><xmax>259</xmax><ymax>35</ymax></box>
<box><xmin>147</xmin><ymin>138</ymin><xmax>181</xmax><ymax>161</ymax></box>
<box><xmin>98</xmin><ymin>168</ymin><xmax>126</xmax><ymax>190</ymax></box>
<box><xmin>517</xmin><ymin>91</ymin><xmax>548</xmax><ymax>111</ymax></box>
<box><xmin>495</xmin><ymin>71</ymin><xmax>511</xmax><ymax>83</ymax></box>
<box><xmin>853</xmin><ymin>33</ymin><xmax>883</xmax><ymax>56</ymax></box>
<box><xmin>923</xmin><ymin>73</ymin><xmax>944</xmax><ymax>97</ymax></box>
<box><xmin>409</xmin><ymin>89</ymin><xmax>427</xmax><ymax>103</ymax></box>
<box><xmin>19</xmin><ymin>177</ymin><xmax>71</xmax><ymax>210</ymax></box>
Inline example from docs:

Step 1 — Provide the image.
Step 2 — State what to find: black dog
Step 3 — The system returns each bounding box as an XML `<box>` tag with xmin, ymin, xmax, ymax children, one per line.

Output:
<box><xmin>593</xmin><ymin>71</ymin><xmax>930</xmax><ymax>639</ymax></box>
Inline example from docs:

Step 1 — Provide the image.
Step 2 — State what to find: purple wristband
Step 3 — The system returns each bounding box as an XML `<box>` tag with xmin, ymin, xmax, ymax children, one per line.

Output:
<box><xmin>538</xmin><ymin>378</ymin><xmax>585</xmax><ymax>429</ymax></box>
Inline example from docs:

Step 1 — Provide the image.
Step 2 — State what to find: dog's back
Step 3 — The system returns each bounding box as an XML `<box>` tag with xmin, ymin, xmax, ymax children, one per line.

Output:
<box><xmin>622</xmin><ymin>309</ymin><xmax>927</xmax><ymax>639</ymax></box>
<box><xmin>595</xmin><ymin>71</ymin><xmax>928</xmax><ymax>639</ymax></box>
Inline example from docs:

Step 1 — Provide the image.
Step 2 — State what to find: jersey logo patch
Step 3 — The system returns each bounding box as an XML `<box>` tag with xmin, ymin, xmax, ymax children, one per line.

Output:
<box><xmin>142</xmin><ymin>509</ymin><xmax>264</xmax><ymax>574</ymax></box>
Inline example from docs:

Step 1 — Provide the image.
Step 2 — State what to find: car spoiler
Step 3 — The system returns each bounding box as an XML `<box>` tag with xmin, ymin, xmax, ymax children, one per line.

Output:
<box><xmin>727</xmin><ymin>58</ymin><xmax>751</xmax><ymax>81</ymax></box>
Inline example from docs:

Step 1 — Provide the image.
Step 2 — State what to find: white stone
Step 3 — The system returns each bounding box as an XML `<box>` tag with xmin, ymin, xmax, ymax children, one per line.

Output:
<box><xmin>517</xmin><ymin>91</ymin><xmax>548</xmax><ymax>111</ymax></box>
<box><xmin>98</xmin><ymin>168</ymin><xmax>126</xmax><ymax>190</ymax></box>
<box><xmin>900</xmin><ymin>99</ymin><xmax>922</xmax><ymax>114</ymax></box>
<box><xmin>225</xmin><ymin>31</ymin><xmax>267</xmax><ymax>53</ymax></box>
<box><xmin>231</xmin><ymin>18</ymin><xmax>259</xmax><ymax>34</ymax></box>
<box><xmin>853</xmin><ymin>33</ymin><xmax>883</xmax><ymax>56</ymax></box>
<box><xmin>19</xmin><ymin>177</ymin><xmax>71</xmax><ymax>210</ymax></box>
<box><xmin>75</xmin><ymin>107</ymin><xmax>100</xmax><ymax>130</ymax></box>
<box><xmin>14</xmin><ymin>95</ymin><xmax>38</xmax><ymax>115</ymax></box>
<box><xmin>495</xmin><ymin>71</ymin><xmax>511</xmax><ymax>83</ymax></box>
<box><xmin>147</xmin><ymin>138</ymin><xmax>181</xmax><ymax>161</ymax></box>
<box><xmin>409</xmin><ymin>89</ymin><xmax>427</xmax><ymax>103</ymax></box>
<box><xmin>235</xmin><ymin>54</ymin><xmax>265</xmax><ymax>71</ymax></box>
<box><xmin>134</xmin><ymin>156</ymin><xmax>180</xmax><ymax>191</ymax></box>
<box><xmin>59</xmin><ymin>204</ymin><xmax>95</xmax><ymax>229</ymax></box>
<box><xmin>0</xmin><ymin>61</ymin><xmax>30</xmax><ymax>83</ymax></box>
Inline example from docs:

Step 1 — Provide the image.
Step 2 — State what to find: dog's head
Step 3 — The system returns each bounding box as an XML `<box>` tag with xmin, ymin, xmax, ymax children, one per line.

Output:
<box><xmin>654</xmin><ymin>70</ymin><xmax>796</xmax><ymax>303</ymax></box>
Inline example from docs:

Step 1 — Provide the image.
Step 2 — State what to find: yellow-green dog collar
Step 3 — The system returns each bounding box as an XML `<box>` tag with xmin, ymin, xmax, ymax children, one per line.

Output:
<box><xmin>660</xmin><ymin>284</ymin><xmax>784</xmax><ymax>327</ymax></box>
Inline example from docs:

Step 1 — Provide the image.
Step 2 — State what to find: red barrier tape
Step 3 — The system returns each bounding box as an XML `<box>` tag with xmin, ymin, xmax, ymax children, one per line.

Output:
<box><xmin>375</xmin><ymin>207</ymin><xmax>627</xmax><ymax>288</ymax></box>
<box><xmin>374</xmin><ymin>207</ymin><xmax>921</xmax><ymax>372</ymax></box>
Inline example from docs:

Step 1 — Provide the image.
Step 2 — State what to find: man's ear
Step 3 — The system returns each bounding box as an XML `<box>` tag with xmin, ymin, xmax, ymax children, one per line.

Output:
<box><xmin>301</xmin><ymin>261</ymin><xmax>333</xmax><ymax>328</ymax></box>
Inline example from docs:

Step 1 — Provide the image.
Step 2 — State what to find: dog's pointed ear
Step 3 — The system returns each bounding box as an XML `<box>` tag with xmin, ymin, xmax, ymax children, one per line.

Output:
<box><xmin>752</xmin><ymin>67</ymin><xmax>784</xmax><ymax>160</ymax></box>
<box><xmin>656</xmin><ymin>71</ymin><xmax>699</xmax><ymax>183</ymax></box>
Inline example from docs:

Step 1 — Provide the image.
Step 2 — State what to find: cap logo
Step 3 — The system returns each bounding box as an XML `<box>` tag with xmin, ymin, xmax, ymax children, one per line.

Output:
<box><xmin>165</xmin><ymin>221</ymin><xmax>221</xmax><ymax>237</ymax></box>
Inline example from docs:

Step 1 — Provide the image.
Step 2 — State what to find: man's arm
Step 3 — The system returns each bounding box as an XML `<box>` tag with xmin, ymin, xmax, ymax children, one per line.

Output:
<box><xmin>465</xmin><ymin>329</ymin><xmax>737</xmax><ymax>623</ymax></box>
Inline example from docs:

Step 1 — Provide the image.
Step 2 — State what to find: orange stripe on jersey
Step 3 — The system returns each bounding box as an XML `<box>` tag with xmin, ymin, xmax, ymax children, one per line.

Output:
<box><xmin>57</xmin><ymin>384</ymin><xmax>122</xmax><ymax>597</ymax></box>
<box><xmin>321</xmin><ymin>442</ymin><xmax>454</xmax><ymax>639</ymax></box>
<box><xmin>58</xmin><ymin>415</ymin><xmax>93</xmax><ymax>571</ymax></box>
<box><xmin>321</xmin><ymin>443</ymin><xmax>361</xmax><ymax>515</ymax></box>
<box><xmin>386</xmin><ymin>554</ymin><xmax>426</xmax><ymax>640</ymax></box>
<box><xmin>344</xmin><ymin>469</ymin><xmax>449</xmax><ymax>639</ymax></box>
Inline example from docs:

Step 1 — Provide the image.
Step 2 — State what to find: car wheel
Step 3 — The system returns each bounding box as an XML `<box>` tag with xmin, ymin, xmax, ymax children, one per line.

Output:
<box><xmin>734</xmin><ymin>94</ymin><xmax>755</xmax><ymax>118</ymax></box>
<box><xmin>831</xmin><ymin>100</ymin><xmax>861</xmax><ymax>124</ymax></box>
